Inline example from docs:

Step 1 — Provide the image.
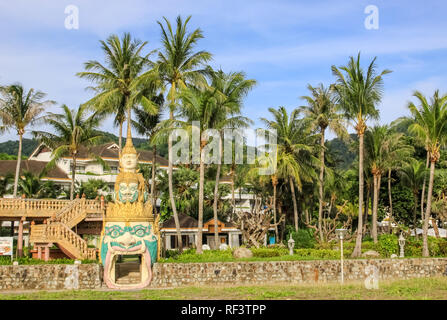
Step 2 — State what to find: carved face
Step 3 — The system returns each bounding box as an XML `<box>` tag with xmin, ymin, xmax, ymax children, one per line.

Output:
<box><xmin>118</xmin><ymin>182</ymin><xmax>138</xmax><ymax>203</ymax></box>
<box><xmin>100</xmin><ymin>221</ymin><xmax>158</xmax><ymax>289</ymax></box>
<box><xmin>121</xmin><ymin>153</ymin><xmax>137</xmax><ymax>171</ymax></box>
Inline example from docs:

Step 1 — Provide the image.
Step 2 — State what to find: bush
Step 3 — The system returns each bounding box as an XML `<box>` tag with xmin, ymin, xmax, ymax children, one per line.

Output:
<box><xmin>0</xmin><ymin>256</ymin><xmax>96</xmax><ymax>265</ymax></box>
<box><xmin>251</xmin><ymin>247</ymin><xmax>288</xmax><ymax>257</ymax></box>
<box><xmin>375</xmin><ymin>234</ymin><xmax>399</xmax><ymax>257</ymax></box>
<box><xmin>286</xmin><ymin>229</ymin><xmax>316</xmax><ymax>249</ymax></box>
<box><xmin>294</xmin><ymin>248</ymin><xmax>341</xmax><ymax>259</ymax></box>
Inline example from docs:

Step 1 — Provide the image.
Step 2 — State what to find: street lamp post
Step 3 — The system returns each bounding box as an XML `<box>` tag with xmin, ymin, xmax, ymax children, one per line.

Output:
<box><xmin>336</xmin><ymin>229</ymin><xmax>347</xmax><ymax>284</ymax></box>
<box><xmin>398</xmin><ymin>232</ymin><xmax>406</xmax><ymax>258</ymax></box>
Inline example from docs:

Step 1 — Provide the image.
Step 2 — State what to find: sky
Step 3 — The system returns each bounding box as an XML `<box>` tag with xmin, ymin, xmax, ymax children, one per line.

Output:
<box><xmin>0</xmin><ymin>0</ymin><xmax>446</xmax><ymax>142</ymax></box>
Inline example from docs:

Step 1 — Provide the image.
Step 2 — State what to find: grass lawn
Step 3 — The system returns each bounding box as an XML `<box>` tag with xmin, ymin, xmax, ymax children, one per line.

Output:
<box><xmin>1</xmin><ymin>277</ymin><xmax>447</xmax><ymax>300</ymax></box>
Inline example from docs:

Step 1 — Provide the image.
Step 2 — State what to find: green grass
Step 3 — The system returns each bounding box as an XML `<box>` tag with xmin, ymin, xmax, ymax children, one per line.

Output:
<box><xmin>1</xmin><ymin>277</ymin><xmax>447</xmax><ymax>300</ymax></box>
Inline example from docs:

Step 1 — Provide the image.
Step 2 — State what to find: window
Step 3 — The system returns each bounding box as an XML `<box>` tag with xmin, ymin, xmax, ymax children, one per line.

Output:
<box><xmin>75</xmin><ymin>166</ymin><xmax>85</xmax><ymax>173</ymax></box>
<box><xmin>110</xmin><ymin>166</ymin><xmax>118</xmax><ymax>174</ymax></box>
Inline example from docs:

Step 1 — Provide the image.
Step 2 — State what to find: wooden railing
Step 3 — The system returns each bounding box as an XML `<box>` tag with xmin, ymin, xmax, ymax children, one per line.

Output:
<box><xmin>31</xmin><ymin>223</ymin><xmax>96</xmax><ymax>260</ymax></box>
<box><xmin>14</xmin><ymin>197</ymin><xmax>106</xmax><ymax>261</ymax></box>
<box><xmin>0</xmin><ymin>198</ymin><xmax>71</xmax><ymax>216</ymax></box>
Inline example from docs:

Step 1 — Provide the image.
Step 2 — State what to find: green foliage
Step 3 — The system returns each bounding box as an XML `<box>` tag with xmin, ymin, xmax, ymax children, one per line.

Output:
<box><xmin>0</xmin><ymin>256</ymin><xmax>97</xmax><ymax>265</ymax></box>
<box><xmin>374</xmin><ymin>234</ymin><xmax>399</xmax><ymax>257</ymax></box>
<box><xmin>286</xmin><ymin>227</ymin><xmax>316</xmax><ymax>249</ymax></box>
<box><xmin>76</xmin><ymin>179</ymin><xmax>110</xmax><ymax>199</ymax></box>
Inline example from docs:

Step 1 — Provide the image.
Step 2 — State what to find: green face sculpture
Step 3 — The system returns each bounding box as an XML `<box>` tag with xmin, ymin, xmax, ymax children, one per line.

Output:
<box><xmin>118</xmin><ymin>182</ymin><xmax>138</xmax><ymax>203</ymax></box>
<box><xmin>100</xmin><ymin>221</ymin><xmax>158</xmax><ymax>289</ymax></box>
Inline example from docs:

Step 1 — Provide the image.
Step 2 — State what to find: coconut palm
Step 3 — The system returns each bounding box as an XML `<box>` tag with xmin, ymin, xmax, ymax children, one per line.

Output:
<box><xmin>0</xmin><ymin>84</ymin><xmax>55</xmax><ymax>197</ymax></box>
<box><xmin>207</xmin><ymin>68</ymin><xmax>255</xmax><ymax>249</ymax></box>
<box><xmin>261</xmin><ymin>107</ymin><xmax>319</xmax><ymax>232</ymax></box>
<box><xmin>155</xmin><ymin>15</ymin><xmax>212</xmax><ymax>252</ymax></box>
<box><xmin>398</xmin><ymin>159</ymin><xmax>427</xmax><ymax>238</ymax></box>
<box><xmin>33</xmin><ymin>104</ymin><xmax>105</xmax><ymax>200</ymax></box>
<box><xmin>300</xmin><ymin>83</ymin><xmax>347</xmax><ymax>242</ymax></box>
<box><xmin>132</xmin><ymin>93</ymin><xmax>163</xmax><ymax>210</ymax></box>
<box><xmin>407</xmin><ymin>90</ymin><xmax>447</xmax><ymax>256</ymax></box>
<box><xmin>364</xmin><ymin>125</ymin><xmax>412</xmax><ymax>243</ymax></box>
<box><xmin>331</xmin><ymin>53</ymin><xmax>391</xmax><ymax>257</ymax></box>
<box><xmin>77</xmin><ymin>33</ymin><xmax>153</xmax><ymax>149</ymax></box>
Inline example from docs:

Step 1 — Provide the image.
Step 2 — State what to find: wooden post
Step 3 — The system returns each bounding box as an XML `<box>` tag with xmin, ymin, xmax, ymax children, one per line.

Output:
<box><xmin>44</xmin><ymin>245</ymin><xmax>50</xmax><ymax>262</ymax></box>
<box><xmin>17</xmin><ymin>217</ymin><xmax>25</xmax><ymax>257</ymax></box>
<box><xmin>37</xmin><ymin>246</ymin><xmax>42</xmax><ymax>259</ymax></box>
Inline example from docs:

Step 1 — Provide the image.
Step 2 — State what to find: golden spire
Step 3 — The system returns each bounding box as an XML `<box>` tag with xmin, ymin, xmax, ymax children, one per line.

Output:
<box><xmin>121</xmin><ymin>121</ymin><xmax>137</xmax><ymax>156</ymax></box>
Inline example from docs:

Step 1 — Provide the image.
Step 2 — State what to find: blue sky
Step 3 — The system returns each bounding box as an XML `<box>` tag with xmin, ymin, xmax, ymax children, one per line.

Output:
<box><xmin>0</xmin><ymin>0</ymin><xmax>446</xmax><ymax>142</ymax></box>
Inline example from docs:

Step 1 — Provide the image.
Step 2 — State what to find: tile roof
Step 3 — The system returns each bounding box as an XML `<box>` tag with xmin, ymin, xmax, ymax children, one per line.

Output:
<box><xmin>0</xmin><ymin>160</ymin><xmax>69</xmax><ymax>180</ymax></box>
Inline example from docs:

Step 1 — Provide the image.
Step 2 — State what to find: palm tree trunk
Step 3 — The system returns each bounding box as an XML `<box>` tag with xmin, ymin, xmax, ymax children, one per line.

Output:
<box><xmin>70</xmin><ymin>155</ymin><xmax>76</xmax><ymax>200</ymax></box>
<box><xmin>118</xmin><ymin>122</ymin><xmax>123</xmax><ymax>150</ymax></box>
<box><xmin>231</xmin><ymin>163</ymin><xmax>235</xmax><ymax>218</ymax></box>
<box><xmin>13</xmin><ymin>133</ymin><xmax>23</xmax><ymax>198</ymax></box>
<box><xmin>272</xmin><ymin>179</ymin><xmax>278</xmax><ymax>242</ymax></box>
<box><xmin>197</xmin><ymin>144</ymin><xmax>205</xmax><ymax>254</ymax></box>
<box><xmin>387</xmin><ymin>168</ymin><xmax>393</xmax><ymax>233</ymax></box>
<box><xmin>420</xmin><ymin>151</ymin><xmax>430</xmax><ymax>223</ymax></box>
<box><xmin>318</xmin><ymin>128</ymin><xmax>325</xmax><ymax>242</ymax></box>
<box><xmin>213</xmin><ymin>134</ymin><xmax>222</xmax><ymax>250</ymax></box>
<box><xmin>422</xmin><ymin>160</ymin><xmax>436</xmax><ymax>257</ymax></box>
<box><xmin>413</xmin><ymin>191</ymin><xmax>419</xmax><ymax>240</ymax></box>
<box><xmin>150</xmin><ymin>144</ymin><xmax>157</xmax><ymax>210</ymax></box>
<box><xmin>372</xmin><ymin>174</ymin><xmax>380</xmax><ymax>243</ymax></box>
<box><xmin>168</xmin><ymin>110</ymin><xmax>182</xmax><ymax>252</ymax></box>
<box><xmin>352</xmin><ymin>132</ymin><xmax>364</xmax><ymax>258</ymax></box>
<box><xmin>289</xmin><ymin>177</ymin><xmax>299</xmax><ymax>232</ymax></box>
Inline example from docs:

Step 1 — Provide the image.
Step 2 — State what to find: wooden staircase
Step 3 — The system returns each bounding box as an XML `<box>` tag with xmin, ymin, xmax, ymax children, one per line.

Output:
<box><xmin>27</xmin><ymin>197</ymin><xmax>105</xmax><ymax>260</ymax></box>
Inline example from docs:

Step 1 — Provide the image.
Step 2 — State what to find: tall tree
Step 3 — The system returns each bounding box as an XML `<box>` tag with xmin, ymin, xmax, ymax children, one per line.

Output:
<box><xmin>332</xmin><ymin>53</ymin><xmax>391</xmax><ymax>257</ymax></box>
<box><xmin>364</xmin><ymin>125</ymin><xmax>411</xmax><ymax>242</ymax></box>
<box><xmin>398</xmin><ymin>159</ymin><xmax>427</xmax><ymax>238</ymax></box>
<box><xmin>156</xmin><ymin>15</ymin><xmax>212</xmax><ymax>252</ymax></box>
<box><xmin>33</xmin><ymin>105</ymin><xmax>105</xmax><ymax>200</ymax></box>
<box><xmin>77</xmin><ymin>33</ymin><xmax>152</xmax><ymax>149</ymax></box>
<box><xmin>132</xmin><ymin>93</ymin><xmax>163</xmax><ymax>210</ymax></box>
<box><xmin>208</xmin><ymin>68</ymin><xmax>255</xmax><ymax>249</ymax></box>
<box><xmin>0</xmin><ymin>84</ymin><xmax>54</xmax><ymax>197</ymax></box>
<box><xmin>407</xmin><ymin>90</ymin><xmax>447</xmax><ymax>256</ymax></box>
<box><xmin>300</xmin><ymin>83</ymin><xmax>347</xmax><ymax>242</ymax></box>
<box><xmin>175</xmin><ymin>85</ymin><xmax>221</xmax><ymax>253</ymax></box>
<box><xmin>261</xmin><ymin>107</ymin><xmax>319</xmax><ymax>232</ymax></box>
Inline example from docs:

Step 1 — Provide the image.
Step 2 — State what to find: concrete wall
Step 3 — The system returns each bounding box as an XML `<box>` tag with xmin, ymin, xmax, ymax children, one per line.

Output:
<box><xmin>0</xmin><ymin>264</ymin><xmax>102</xmax><ymax>290</ymax></box>
<box><xmin>150</xmin><ymin>258</ymin><xmax>447</xmax><ymax>287</ymax></box>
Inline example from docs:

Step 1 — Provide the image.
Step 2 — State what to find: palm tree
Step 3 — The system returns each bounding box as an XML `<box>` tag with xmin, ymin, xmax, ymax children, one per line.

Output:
<box><xmin>0</xmin><ymin>84</ymin><xmax>55</xmax><ymax>197</ymax></box>
<box><xmin>33</xmin><ymin>104</ymin><xmax>105</xmax><ymax>200</ymax></box>
<box><xmin>300</xmin><ymin>83</ymin><xmax>347</xmax><ymax>242</ymax></box>
<box><xmin>176</xmin><ymin>84</ymin><xmax>223</xmax><ymax>254</ymax></box>
<box><xmin>407</xmin><ymin>90</ymin><xmax>447</xmax><ymax>256</ymax></box>
<box><xmin>207</xmin><ymin>68</ymin><xmax>255</xmax><ymax>249</ymax></box>
<box><xmin>132</xmin><ymin>93</ymin><xmax>163</xmax><ymax>210</ymax></box>
<box><xmin>77</xmin><ymin>33</ymin><xmax>152</xmax><ymax>149</ymax></box>
<box><xmin>156</xmin><ymin>15</ymin><xmax>212</xmax><ymax>252</ymax></box>
<box><xmin>364</xmin><ymin>125</ymin><xmax>411</xmax><ymax>242</ymax></box>
<box><xmin>261</xmin><ymin>107</ymin><xmax>319</xmax><ymax>232</ymax></box>
<box><xmin>398</xmin><ymin>159</ymin><xmax>427</xmax><ymax>238</ymax></box>
<box><xmin>332</xmin><ymin>53</ymin><xmax>391</xmax><ymax>257</ymax></box>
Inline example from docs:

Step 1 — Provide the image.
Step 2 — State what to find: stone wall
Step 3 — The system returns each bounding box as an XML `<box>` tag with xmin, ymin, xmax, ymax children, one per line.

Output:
<box><xmin>0</xmin><ymin>264</ymin><xmax>102</xmax><ymax>290</ymax></box>
<box><xmin>150</xmin><ymin>258</ymin><xmax>447</xmax><ymax>287</ymax></box>
<box><xmin>1</xmin><ymin>258</ymin><xmax>446</xmax><ymax>290</ymax></box>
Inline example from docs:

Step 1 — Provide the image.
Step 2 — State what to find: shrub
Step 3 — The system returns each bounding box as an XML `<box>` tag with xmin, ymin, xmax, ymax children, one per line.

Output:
<box><xmin>286</xmin><ymin>229</ymin><xmax>316</xmax><ymax>249</ymax></box>
<box><xmin>251</xmin><ymin>247</ymin><xmax>288</xmax><ymax>257</ymax></box>
<box><xmin>375</xmin><ymin>234</ymin><xmax>399</xmax><ymax>257</ymax></box>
